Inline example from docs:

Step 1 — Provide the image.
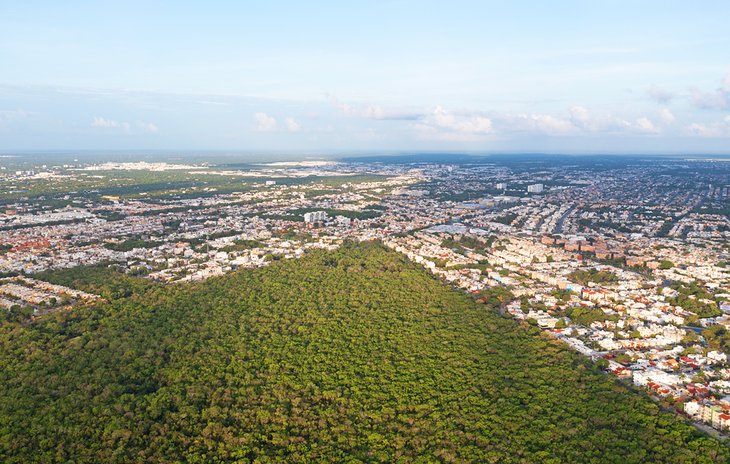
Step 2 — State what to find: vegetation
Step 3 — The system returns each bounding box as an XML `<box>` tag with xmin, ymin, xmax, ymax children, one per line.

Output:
<box><xmin>667</xmin><ymin>281</ymin><xmax>721</xmax><ymax>319</ymax></box>
<box><xmin>478</xmin><ymin>285</ymin><xmax>515</xmax><ymax>308</ymax></box>
<box><xmin>564</xmin><ymin>306</ymin><xmax>615</xmax><ymax>326</ymax></box>
<box><xmin>3</xmin><ymin>304</ymin><xmax>34</xmax><ymax>323</ymax></box>
<box><xmin>567</xmin><ymin>268</ymin><xmax>619</xmax><ymax>286</ymax></box>
<box><xmin>220</xmin><ymin>239</ymin><xmax>265</xmax><ymax>252</ymax></box>
<box><xmin>104</xmin><ymin>237</ymin><xmax>161</xmax><ymax>252</ymax></box>
<box><xmin>1</xmin><ymin>244</ymin><xmax>727</xmax><ymax>462</ymax></box>
<box><xmin>34</xmin><ymin>263</ymin><xmax>158</xmax><ymax>300</ymax></box>
<box><xmin>494</xmin><ymin>213</ymin><xmax>518</xmax><ymax>225</ymax></box>
<box><xmin>702</xmin><ymin>325</ymin><xmax>730</xmax><ymax>354</ymax></box>
<box><xmin>0</xmin><ymin>168</ymin><xmax>388</xmax><ymax>204</ymax></box>
<box><xmin>441</xmin><ymin>234</ymin><xmax>495</xmax><ymax>255</ymax></box>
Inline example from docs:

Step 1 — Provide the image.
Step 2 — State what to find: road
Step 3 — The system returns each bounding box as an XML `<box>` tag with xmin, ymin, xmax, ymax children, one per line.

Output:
<box><xmin>554</xmin><ymin>205</ymin><xmax>574</xmax><ymax>234</ymax></box>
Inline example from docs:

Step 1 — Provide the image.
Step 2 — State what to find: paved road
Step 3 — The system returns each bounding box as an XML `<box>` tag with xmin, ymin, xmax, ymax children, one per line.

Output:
<box><xmin>554</xmin><ymin>205</ymin><xmax>574</xmax><ymax>234</ymax></box>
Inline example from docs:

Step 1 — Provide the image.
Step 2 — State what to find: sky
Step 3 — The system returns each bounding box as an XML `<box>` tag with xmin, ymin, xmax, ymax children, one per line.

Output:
<box><xmin>1</xmin><ymin>1</ymin><xmax>730</xmax><ymax>154</ymax></box>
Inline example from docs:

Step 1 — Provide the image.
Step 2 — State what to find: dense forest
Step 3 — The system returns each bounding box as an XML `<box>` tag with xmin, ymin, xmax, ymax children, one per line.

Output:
<box><xmin>1</xmin><ymin>243</ymin><xmax>728</xmax><ymax>462</ymax></box>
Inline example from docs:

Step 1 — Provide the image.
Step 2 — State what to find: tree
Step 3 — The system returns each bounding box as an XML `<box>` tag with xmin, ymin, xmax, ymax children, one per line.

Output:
<box><xmin>595</xmin><ymin>358</ymin><xmax>609</xmax><ymax>370</ymax></box>
<box><xmin>1</xmin><ymin>243</ymin><xmax>727</xmax><ymax>463</ymax></box>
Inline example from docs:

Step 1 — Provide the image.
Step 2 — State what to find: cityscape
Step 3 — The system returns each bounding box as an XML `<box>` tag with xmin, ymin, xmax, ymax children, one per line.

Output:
<box><xmin>3</xmin><ymin>153</ymin><xmax>730</xmax><ymax>439</ymax></box>
<box><xmin>4</xmin><ymin>1</ymin><xmax>730</xmax><ymax>461</ymax></box>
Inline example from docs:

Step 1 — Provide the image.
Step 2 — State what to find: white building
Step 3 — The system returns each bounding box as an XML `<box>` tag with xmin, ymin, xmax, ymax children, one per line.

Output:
<box><xmin>336</xmin><ymin>216</ymin><xmax>352</xmax><ymax>227</ymax></box>
<box><xmin>303</xmin><ymin>211</ymin><xmax>328</xmax><ymax>223</ymax></box>
<box><xmin>527</xmin><ymin>183</ymin><xmax>544</xmax><ymax>193</ymax></box>
<box><xmin>633</xmin><ymin>368</ymin><xmax>681</xmax><ymax>387</ymax></box>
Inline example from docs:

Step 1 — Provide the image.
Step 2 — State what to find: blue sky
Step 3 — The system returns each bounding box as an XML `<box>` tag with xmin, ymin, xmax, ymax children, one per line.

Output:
<box><xmin>1</xmin><ymin>1</ymin><xmax>729</xmax><ymax>153</ymax></box>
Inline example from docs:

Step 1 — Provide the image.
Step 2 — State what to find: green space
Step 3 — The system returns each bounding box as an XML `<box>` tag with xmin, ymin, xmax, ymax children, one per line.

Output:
<box><xmin>564</xmin><ymin>306</ymin><xmax>615</xmax><ymax>326</ymax></box>
<box><xmin>34</xmin><ymin>263</ymin><xmax>158</xmax><ymax>300</ymax></box>
<box><xmin>0</xmin><ymin>169</ymin><xmax>390</xmax><ymax>203</ymax></box>
<box><xmin>667</xmin><ymin>281</ymin><xmax>721</xmax><ymax>319</ymax></box>
<box><xmin>1</xmin><ymin>244</ymin><xmax>727</xmax><ymax>462</ymax></box>
<box><xmin>702</xmin><ymin>325</ymin><xmax>730</xmax><ymax>354</ymax></box>
<box><xmin>220</xmin><ymin>239</ymin><xmax>266</xmax><ymax>253</ymax></box>
<box><xmin>494</xmin><ymin>212</ymin><xmax>518</xmax><ymax>225</ymax></box>
<box><xmin>103</xmin><ymin>238</ymin><xmax>161</xmax><ymax>252</ymax></box>
<box><xmin>567</xmin><ymin>268</ymin><xmax>619</xmax><ymax>286</ymax></box>
<box><xmin>441</xmin><ymin>234</ymin><xmax>495</xmax><ymax>255</ymax></box>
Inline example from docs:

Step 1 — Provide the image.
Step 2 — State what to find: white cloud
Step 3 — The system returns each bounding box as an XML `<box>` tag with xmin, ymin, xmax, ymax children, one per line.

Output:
<box><xmin>284</xmin><ymin>117</ymin><xmax>301</xmax><ymax>132</ymax></box>
<box><xmin>690</xmin><ymin>73</ymin><xmax>730</xmax><ymax>110</ymax></box>
<box><xmin>685</xmin><ymin>116</ymin><xmax>730</xmax><ymax>137</ymax></box>
<box><xmin>569</xmin><ymin>106</ymin><xmax>590</xmax><ymax>128</ymax></box>
<box><xmin>635</xmin><ymin>117</ymin><xmax>659</xmax><ymax>134</ymax></box>
<box><xmin>139</xmin><ymin>122</ymin><xmax>159</xmax><ymax>134</ymax></box>
<box><xmin>416</xmin><ymin>105</ymin><xmax>667</xmax><ymax>139</ymax></box>
<box><xmin>414</xmin><ymin>106</ymin><xmax>493</xmax><ymax>141</ymax></box>
<box><xmin>646</xmin><ymin>84</ymin><xmax>674</xmax><ymax>104</ymax></box>
<box><xmin>254</xmin><ymin>112</ymin><xmax>277</xmax><ymax>132</ymax></box>
<box><xmin>91</xmin><ymin>117</ymin><xmax>131</xmax><ymax>132</ymax></box>
<box><xmin>659</xmin><ymin>108</ymin><xmax>675</xmax><ymax>124</ymax></box>
<box><xmin>506</xmin><ymin>113</ymin><xmax>575</xmax><ymax>135</ymax></box>
<box><xmin>568</xmin><ymin>106</ymin><xmax>662</xmax><ymax>134</ymax></box>
<box><xmin>334</xmin><ymin>96</ymin><xmax>673</xmax><ymax>140</ymax></box>
<box><xmin>330</xmin><ymin>96</ymin><xmax>420</xmax><ymax>120</ymax></box>
<box><xmin>253</xmin><ymin>113</ymin><xmax>302</xmax><ymax>133</ymax></box>
<box><xmin>568</xmin><ymin>106</ymin><xmax>634</xmax><ymax>133</ymax></box>
<box><xmin>91</xmin><ymin>117</ymin><xmax>158</xmax><ymax>134</ymax></box>
<box><xmin>430</xmin><ymin>106</ymin><xmax>493</xmax><ymax>134</ymax></box>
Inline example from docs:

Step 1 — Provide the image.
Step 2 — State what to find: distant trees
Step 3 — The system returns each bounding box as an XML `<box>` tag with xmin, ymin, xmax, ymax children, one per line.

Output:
<box><xmin>4</xmin><ymin>304</ymin><xmax>33</xmax><ymax>322</ymax></box>
<box><xmin>702</xmin><ymin>325</ymin><xmax>730</xmax><ymax>353</ymax></box>
<box><xmin>103</xmin><ymin>237</ymin><xmax>160</xmax><ymax>252</ymax></box>
<box><xmin>567</xmin><ymin>268</ymin><xmax>619</xmax><ymax>286</ymax></box>
<box><xmin>667</xmin><ymin>281</ymin><xmax>721</xmax><ymax>318</ymax></box>
<box><xmin>1</xmin><ymin>243</ymin><xmax>727</xmax><ymax>462</ymax></box>
<box><xmin>35</xmin><ymin>263</ymin><xmax>158</xmax><ymax>300</ymax></box>
<box><xmin>478</xmin><ymin>286</ymin><xmax>515</xmax><ymax>308</ymax></box>
<box><xmin>564</xmin><ymin>306</ymin><xmax>613</xmax><ymax>326</ymax></box>
<box><xmin>494</xmin><ymin>213</ymin><xmax>517</xmax><ymax>225</ymax></box>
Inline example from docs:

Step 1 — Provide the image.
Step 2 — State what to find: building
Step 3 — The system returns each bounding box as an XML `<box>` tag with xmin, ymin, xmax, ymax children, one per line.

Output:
<box><xmin>496</xmin><ymin>182</ymin><xmax>507</xmax><ymax>190</ymax></box>
<box><xmin>527</xmin><ymin>183</ymin><xmax>544</xmax><ymax>193</ymax></box>
<box><xmin>303</xmin><ymin>211</ymin><xmax>328</xmax><ymax>223</ymax></box>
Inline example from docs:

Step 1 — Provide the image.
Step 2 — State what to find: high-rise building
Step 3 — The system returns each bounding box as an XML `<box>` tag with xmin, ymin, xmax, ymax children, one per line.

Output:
<box><xmin>527</xmin><ymin>183</ymin><xmax>544</xmax><ymax>193</ymax></box>
<box><xmin>303</xmin><ymin>211</ymin><xmax>328</xmax><ymax>223</ymax></box>
<box><xmin>496</xmin><ymin>182</ymin><xmax>507</xmax><ymax>190</ymax></box>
